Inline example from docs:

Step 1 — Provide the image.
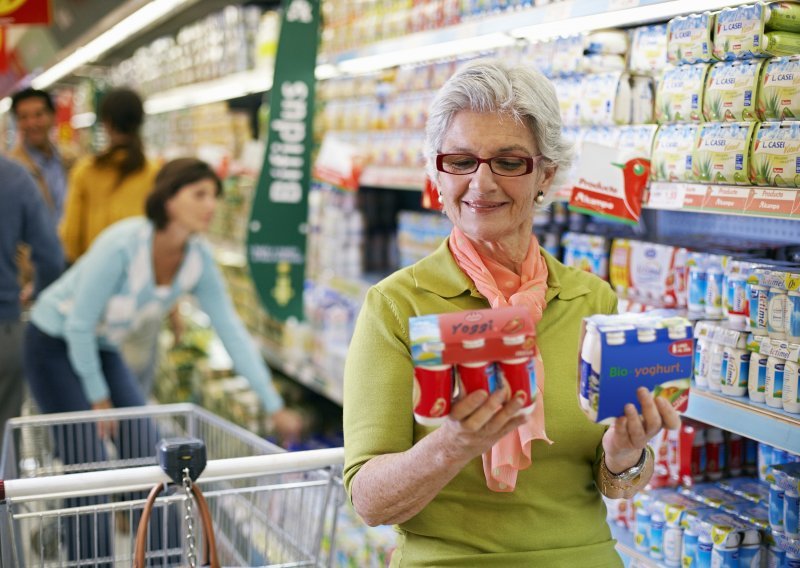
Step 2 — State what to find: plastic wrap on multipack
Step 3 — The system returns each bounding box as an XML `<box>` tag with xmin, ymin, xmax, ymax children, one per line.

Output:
<box><xmin>552</xmin><ymin>75</ymin><xmax>584</xmax><ymax>126</ymax></box>
<box><xmin>651</xmin><ymin>489</ymin><xmax>722</xmax><ymax>567</ymax></box>
<box><xmin>719</xmin><ymin>477</ymin><xmax>771</xmax><ymax>504</ymax></box>
<box><xmin>578</xmin><ymin>311</ymin><xmax>693</xmax><ymax>424</ymax></box>
<box><xmin>560</xmin><ymin>232</ymin><xmax>609</xmax><ymax>279</ymax></box>
<box><xmin>680</xmin><ymin>482</ymin><xmax>753</xmax><ymax>513</ymax></box>
<box><xmin>691</xmin><ymin>121</ymin><xmax>756</xmax><ymax>185</ymax></box>
<box><xmin>748</xmin><ymin>266</ymin><xmax>800</xmax><ymax>343</ymax></box>
<box><xmin>702</xmin><ymin>59</ymin><xmax>766</xmax><ymax>122</ymax></box>
<box><xmin>656</xmin><ymin>64</ymin><xmax>711</xmax><ymax>123</ymax></box>
<box><xmin>552</xmin><ymin>35</ymin><xmax>585</xmax><ymax>76</ymax></box>
<box><xmin>667</xmin><ymin>12</ymin><xmax>716</xmax><ymax>64</ymax></box>
<box><xmin>610</xmin><ymin>239</ymin><xmax>688</xmax><ymax>309</ymax></box>
<box><xmin>714</xmin><ymin>4</ymin><xmax>769</xmax><ymax>60</ymax></box>
<box><xmin>629</xmin><ymin>24</ymin><xmax>669</xmax><ymax>76</ymax></box>
<box><xmin>579</xmin><ymin>72</ymin><xmax>633</xmax><ymax>126</ymax></box>
<box><xmin>684</xmin><ymin>509</ymin><xmax>763</xmax><ymax>568</ymax></box>
<box><xmin>767</xmin><ymin>462</ymin><xmax>800</xmax><ymax>538</ymax></box>
<box><xmin>757</xmin><ymin>55</ymin><xmax>800</xmax><ymax>121</ymax></box>
<box><xmin>750</xmin><ymin>334</ymin><xmax>800</xmax><ymax>412</ymax></box>
<box><xmin>650</xmin><ymin>123</ymin><xmax>700</xmax><ymax>182</ymax></box>
<box><xmin>750</xmin><ymin>122</ymin><xmax>800</xmax><ymax>188</ymax></box>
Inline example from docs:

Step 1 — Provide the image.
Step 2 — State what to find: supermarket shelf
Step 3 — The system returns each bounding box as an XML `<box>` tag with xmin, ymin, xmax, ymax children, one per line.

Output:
<box><xmin>359</xmin><ymin>166</ymin><xmax>426</xmax><ymax>191</ymax></box>
<box><xmin>646</xmin><ymin>182</ymin><xmax>800</xmax><ymax>221</ymax></box>
<box><xmin>610</xmin><ymin>523</ymin><xmax>664</xmax><ymax>567</ymax></box>
<box><xmin>683</xmin><ymin>387</ymin><xmax>800</xmax><ymax>454</ymax></box>
<box><xmin>259</xmin><ymin>339</ymin><xmax>343</xmax><ymax>407</ymax></box>
<box><xmin>322</xmin><ymin>0</ymin><xmax>751</xmax><ymax>72</ymax></box>
<box><xmin>144</xmin><ymin>67</ymin><xmax>274</xmax><ymax>115</ymax></box>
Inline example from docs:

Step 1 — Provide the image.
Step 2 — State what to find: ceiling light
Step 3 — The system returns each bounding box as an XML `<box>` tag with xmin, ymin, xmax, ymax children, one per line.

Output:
<box><xmin>32</xmin><ymin>0</ymin><xmax>195</xmax><ymax>90</ymax></box>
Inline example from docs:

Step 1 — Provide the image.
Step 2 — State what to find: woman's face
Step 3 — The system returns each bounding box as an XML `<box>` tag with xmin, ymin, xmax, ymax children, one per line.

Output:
<box><xmin>437</xmin><ymin>110</ymin><xmax>554</xmax><ymax>245</ymax></box>
<box><xmin>165</xmin><ymin>178</ymin><xmax>219</xmax><ymax>234</ymax></box>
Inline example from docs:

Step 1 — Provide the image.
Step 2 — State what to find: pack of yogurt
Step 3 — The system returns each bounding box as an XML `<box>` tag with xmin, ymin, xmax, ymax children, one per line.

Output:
<box><xmin>656</xmin><ymin>64</ymin><xmax>710</xmax><ymax>124</ymax></box>
<box><xmin>714</xmin><ymin>3</ymin><xmax>769</xmax><ymax>60</ymax></box>
<box><xmin>629</xmin><ymin>24</ymin><xmax>669</xmax><ymax>76</ymax></box>
<box><xmin>691</xmin><ymin>121</ymin><xmax>756</xmax><ymax>185</ymax></box>
<box><xmin>702</xmin><ymin>59</ymin><xmax>766</xmax><ymax>122</ymax></box>
<box><xmin>758</xmin><ymin>55</ymin><xmax>800</xmax><ymax>121</ymax></box>
<box><xmin>750</xmin><ymin>122</ymin><xmax>800</xmax><ymax>187</ymax></box>
<box><xmin>666</xmin><ymin>12</ymin><xmax>716</xmax><ymax>64</ymax></box>
<box><xmin>578</xmin><ymin>312</ymin><xmax>694</xmax><ymax>424</ymax></box>
<box><xmin>651</xmin><ymin>124</ymin><xmax>700</xmax><ymax>182</ymax></box>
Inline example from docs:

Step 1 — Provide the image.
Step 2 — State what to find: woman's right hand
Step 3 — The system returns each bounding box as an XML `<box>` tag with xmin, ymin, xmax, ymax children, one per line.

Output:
<box><xmin>438</xmin><ymin>385</ymin><xmax>527</xmax><ymax>463</ymax></box>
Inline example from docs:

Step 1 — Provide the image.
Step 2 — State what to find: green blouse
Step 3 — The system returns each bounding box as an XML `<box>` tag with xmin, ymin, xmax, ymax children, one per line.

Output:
<box><xmin>343</xmin><ymin>239</ymin><xmax>622</xmax><ymax>567</ymax></box>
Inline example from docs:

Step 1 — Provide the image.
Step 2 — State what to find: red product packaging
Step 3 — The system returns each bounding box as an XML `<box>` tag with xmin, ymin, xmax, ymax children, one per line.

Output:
<box><xmin>412</xmin><ymin>364</ymin><xmax>453</xmax><ymax>426</ymax></box>
<box><xmin>497</xmin><ymin>357</ymin><xmax>536</xmax><ymax>415</ymax></box>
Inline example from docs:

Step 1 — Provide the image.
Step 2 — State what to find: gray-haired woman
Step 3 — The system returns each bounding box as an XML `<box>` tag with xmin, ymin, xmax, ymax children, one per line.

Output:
<box><xmin>343</xmin><ymin>59</ymin><xmax>680</xmax><ymax>566</ymax></box>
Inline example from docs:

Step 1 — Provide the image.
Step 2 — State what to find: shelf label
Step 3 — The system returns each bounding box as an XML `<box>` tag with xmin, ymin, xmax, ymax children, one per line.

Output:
<box><xmin>247</xmin><ymin>0</ymin><xmax>321</xmax><ymax>322</ymax></box>
<box><xmin>744</xmin><ymin>187</ymin><xmax>796</xmax><ymax>216</ymax></box>
<box><xmin>705</xmin><ymin>185</ymin><xmax>750</xmax><ymax>213</ymax></box>
<box><xmin>682</xmin><ymin>184</ymin><xmax>709</xmax><ymax>209</ymax></box>
<box><xmin>647</xmin><ymin>182</ymin><xmax>686</xmax><ymax>209</ymax></box>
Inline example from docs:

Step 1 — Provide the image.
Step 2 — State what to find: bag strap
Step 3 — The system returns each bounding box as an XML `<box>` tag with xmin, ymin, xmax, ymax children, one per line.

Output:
<box><xmin>133</xmin><ymin>482</ymin><xmax>220</xmax><ymax>568</ymax></box>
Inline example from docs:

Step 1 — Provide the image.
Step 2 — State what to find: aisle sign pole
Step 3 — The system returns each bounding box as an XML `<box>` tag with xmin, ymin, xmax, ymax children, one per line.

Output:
<box><xmin>246</xmin><ymin>0</ymin><xmax>320</xmax><ymax>322</ymax></box>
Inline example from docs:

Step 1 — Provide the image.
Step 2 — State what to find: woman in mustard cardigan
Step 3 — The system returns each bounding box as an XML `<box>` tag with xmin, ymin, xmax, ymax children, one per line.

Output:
<box><xmin>343</xmin><ymin>60</ymin><xmax>681</xmax><ymax>567</ymax></box>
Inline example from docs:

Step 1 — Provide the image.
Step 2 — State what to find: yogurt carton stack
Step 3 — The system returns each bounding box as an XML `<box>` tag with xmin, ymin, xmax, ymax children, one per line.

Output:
<box><xmin>579</xmin><ymin>311</ymin><xmax>693</xmax><ymax>424</ymax></box>
<box><xmin>746</xmin><ymin>267</ymin><xmax>800</xmax><ymax>343</ymax></box>
<box><xmin>766</xmin><ymin>463</ymin><xmax>800</xmax><ymax>565</ymax></box>
<box><xmin>747</xmin><ymin>335</ymin><xmax>800</xmax><ymax>413</ymax></box>
<box><xmin>693</xmin><ymin>321</ymin><xmax>751</xmax><ymax>396</ymax></box>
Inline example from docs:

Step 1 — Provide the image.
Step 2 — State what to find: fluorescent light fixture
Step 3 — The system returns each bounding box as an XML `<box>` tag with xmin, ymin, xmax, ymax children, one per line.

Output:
<box><xmin>144</xmin><ymin>68</ymin><xmax>274</xmax><ymax>115</ymax></box>
<box><xmin>337</xmin><ymin>32</ymin><xmax>517</xmax><ymax>74</ymax></box>
<box><xmin>32</xmin><ymin>0</ymin><xmax>194</xmax><ymax>90</ymax></box>
<box><xmin>511</xmin><ymin>0</ymin><xmax>751</xmax><ymax>40</ymax></box>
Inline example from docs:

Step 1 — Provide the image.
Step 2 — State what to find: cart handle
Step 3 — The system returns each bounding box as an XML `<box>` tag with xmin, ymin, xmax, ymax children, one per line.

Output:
<box><xmin>1</xmin><ymin>447</ymin><xmax>343</xmax><ymax>502</ymax></box>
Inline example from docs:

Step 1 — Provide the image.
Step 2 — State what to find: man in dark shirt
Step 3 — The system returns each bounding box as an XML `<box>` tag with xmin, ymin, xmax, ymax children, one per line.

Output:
<box><xmin>0</xmin><ymin>154</ymin><xmax>64</xmax><ymax>435</ymax></box>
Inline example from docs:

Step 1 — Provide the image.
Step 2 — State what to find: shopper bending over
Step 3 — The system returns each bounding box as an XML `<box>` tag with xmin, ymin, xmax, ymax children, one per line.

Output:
<box><xmin>26</xmin><ymin>158</ymin><xmax>302</xmax><ymax>439</ymax></box>
<box><xmin>343</xmin><ymin>59</ymin><xmax>680</xmax><ymax>567</ymax></box>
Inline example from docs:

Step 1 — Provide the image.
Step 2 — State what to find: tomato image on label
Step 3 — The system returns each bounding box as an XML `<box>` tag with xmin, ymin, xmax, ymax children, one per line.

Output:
<box><xmin>430</xmin><ymin>398</ymin><xmax>447</xmax><ymax>417</ymax></box>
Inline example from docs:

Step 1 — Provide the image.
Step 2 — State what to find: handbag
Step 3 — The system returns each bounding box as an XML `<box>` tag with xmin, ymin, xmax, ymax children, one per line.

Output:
<box><xmin>133</xmin><ymin>481</ymin><xmax>220</xmax><ymax>568</ymax></box>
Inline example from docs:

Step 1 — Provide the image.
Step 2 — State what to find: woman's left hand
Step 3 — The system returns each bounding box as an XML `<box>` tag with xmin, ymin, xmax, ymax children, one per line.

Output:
<box><xmin>602</xmin><ymin>387</ymin><xmax>681</xmax><ymax>474</ymax></box>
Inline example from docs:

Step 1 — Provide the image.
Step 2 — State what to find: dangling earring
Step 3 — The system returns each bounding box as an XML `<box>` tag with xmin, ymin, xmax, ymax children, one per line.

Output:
<box><xmin>534</xmin><ymin>190</ymin><xmax>545</xmax><ymax>205</ymax></box>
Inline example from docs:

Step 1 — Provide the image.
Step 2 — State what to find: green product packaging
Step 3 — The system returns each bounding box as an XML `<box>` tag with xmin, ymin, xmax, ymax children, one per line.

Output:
<box><xmin>758</xmin><ymin>55</ymin><xmax>800</xmax><ymax>120</ymax></box>
<box><xmin>667</xmin><ymin>12</ymin><xmax>717</xmax><ymax>64</ymax></box>
<box><xmin>651</xmin><ymin>124</ymin><xmax>700</xmax><ymax>182</ymax></box>
<box><xmin>750</xmin><ymin>121</ymin><xmax>800</xmax><ymax>186</ymax></box>
<box><xmin>764</xmin><ymin>30</ymin><xmax>800</xmax><ymax>55</ymax></box>
<box><xmin>656</xmin><ymin>64</ymin><xmax>711</xmax><ymax>124</ymax></box>
<box><xmin>692</xmin><ymin>122</ymin><xmax>757</xmax><ymax>185</ymax></box>
<box><xmin>714</xmin><ymin>3</ymin><xmax>768</xmax><ymax>60</ymax></box>
<box><xmin>703</xmin><ymin>59</ymin><xmax>766</xmax><ymax>121</ymax></box>
<box><xmin>766</xmin><ymin>2</ymin><xmax>800</xmax><ymax>32</ymax></box>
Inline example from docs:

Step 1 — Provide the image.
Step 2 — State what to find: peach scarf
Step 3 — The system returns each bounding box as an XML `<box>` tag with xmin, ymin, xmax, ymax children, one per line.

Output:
<box><xmin>449</xmin><ymin>227</ymin><xmax>553</xmax><ymax>492</ymax></box>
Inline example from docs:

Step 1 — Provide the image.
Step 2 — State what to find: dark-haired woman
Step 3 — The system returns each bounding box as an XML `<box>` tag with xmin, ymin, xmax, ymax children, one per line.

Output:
<box><xmin>59</xmin><ymin>87</ymin><xmax>158</xmax><ymax>263</ymax></box>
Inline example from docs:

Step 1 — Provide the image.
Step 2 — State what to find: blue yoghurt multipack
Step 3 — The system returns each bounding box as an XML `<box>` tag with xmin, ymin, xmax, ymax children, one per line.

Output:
<box><xmin>579</xmin><ymin>312</ymin><xmax>694</xmax><ymax>424</ymax></box>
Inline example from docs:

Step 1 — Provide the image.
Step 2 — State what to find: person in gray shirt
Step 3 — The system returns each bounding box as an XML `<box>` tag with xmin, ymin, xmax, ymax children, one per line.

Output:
<box><xmin>0</xmin><ymin>154</ymin><xmax>64</xmax><ymax>436</ymax></box>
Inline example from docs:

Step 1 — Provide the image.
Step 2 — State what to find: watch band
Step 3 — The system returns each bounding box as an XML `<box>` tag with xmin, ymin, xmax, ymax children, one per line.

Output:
<box><xmin>597</xmin><ymin>445</ymin><xmax>655</xmax><ymax>500</ymax></box>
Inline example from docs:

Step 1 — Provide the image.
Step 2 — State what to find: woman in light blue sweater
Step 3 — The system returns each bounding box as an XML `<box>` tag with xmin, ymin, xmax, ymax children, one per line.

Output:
<box><xmin>24</xmin><ymin>158</ymin><xmax>301</xmax><ymax>562</ymax></box>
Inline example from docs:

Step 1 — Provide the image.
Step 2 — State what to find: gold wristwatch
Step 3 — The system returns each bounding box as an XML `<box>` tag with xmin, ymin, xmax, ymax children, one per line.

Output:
<box><xmin>598</xmin><ymin>446</ymin><xmax>654</xmax><ymax>499</ymax></box>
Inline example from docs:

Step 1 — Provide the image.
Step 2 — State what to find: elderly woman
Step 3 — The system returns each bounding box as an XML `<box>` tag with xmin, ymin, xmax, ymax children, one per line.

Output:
<box><xmin>343</xmin><ymin>59</ymin><xmax>680</xmax><ymax>566</ymax></box>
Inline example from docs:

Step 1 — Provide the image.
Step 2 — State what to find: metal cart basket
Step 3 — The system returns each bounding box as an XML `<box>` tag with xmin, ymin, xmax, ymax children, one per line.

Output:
<box><xmin>0</xmin><ymin>403</ymin><xmax>344</xmax><ymax>567</ymax></box>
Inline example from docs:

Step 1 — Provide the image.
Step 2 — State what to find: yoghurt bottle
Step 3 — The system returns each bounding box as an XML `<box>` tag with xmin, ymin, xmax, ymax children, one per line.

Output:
<box><xmin>765</xmin><ymin>355</ymin><xmax>786</xmax><ymax>409</ymax></box>
<box><xmin>768</xmin><ymin>285</ymin><xmax>789</xmax><ymax>340</ymax></box>
<box><xmin>748</xmin><ymin>350</ymin><xmax>769</xmax><ymax>403</ymax></box>
<box><xmin>783</xmin><ymin>359</ymin><xmax>800</xmax><ymax>414</ymax></box>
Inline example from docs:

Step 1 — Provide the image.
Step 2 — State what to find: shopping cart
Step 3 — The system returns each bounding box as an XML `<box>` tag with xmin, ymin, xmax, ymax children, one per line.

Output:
<box><xmin>0</xmin><ymin>403</ymin><xmax>344</xmax><ymax>567</ymax></box>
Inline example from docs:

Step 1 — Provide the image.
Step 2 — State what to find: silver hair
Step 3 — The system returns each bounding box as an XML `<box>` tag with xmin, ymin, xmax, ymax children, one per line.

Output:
<box><xmin>424</xmin><ymin>58</ymin><xmax>573</xmax><ymax>192</ymax></box>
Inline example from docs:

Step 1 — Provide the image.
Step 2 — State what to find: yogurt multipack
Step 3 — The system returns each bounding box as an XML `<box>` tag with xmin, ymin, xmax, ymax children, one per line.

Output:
<box><xmin>750</xmin><ymin>121</ymin><xmax>800</xmax><ymax>187</ymax></box>
<box><xmin>714</xmin><ymin>3</ymin><xmax>769</xmax><ymax>60</ymax></box>
<box><xmin>629</xmin><ymin>24</ymin><xmax>669</xmax><ymax>76</ymax></box>
<box><xmin>578</xmin><ymin>312</ymin><xmax>693</xmax><ymax>424</ymax></box>
<box><xmin>691</xmin><ymin>121</ymin><xmax>756</xmax><ymax>185</ymax></box>
<box><xmin>651</xmin><ymin>123</ymin><xmax>700</xmax><ymax>182</ymax></box>
<box><xmin>758</xmin><ymin>55</ymin><xmax>800</xmax><ymax>121</ymax></box>
<box><xmin>667</xmin><ymin>12</ymin><xmax>716</xmax><ymax>64</ymax></box>
<box><xmin>702</xmin><ymin>59</ymin><xmax>766</xmax><ymax>122</ymax></box>
<box><xmin>656</xmin><ymin>64</ymin><xmax>710</xmax><ymax>124</ymax></box>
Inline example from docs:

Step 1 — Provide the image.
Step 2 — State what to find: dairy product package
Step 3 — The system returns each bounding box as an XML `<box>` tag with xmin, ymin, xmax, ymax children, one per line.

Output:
<box><xmin>631</xmin><ymin>76</ymin><xmax>655</xmax><ymax>124</ymax></box>
<box><xmin>630</xmin><ymin>24</ymin><xmax>669</xmax><ymax>76</ymax></box>
<box><xmin>552</xmin><ymin>75</ymin><xmax>584</xmax><ymax>126</ymax></box>
<box><xmin>750</xmin><ymin>122</ymin><xmax>800</xmax><ymax>187</ymax></box>
<box><xmin>524</xmin><ymin>40</ymin><xmax>556</xmax><ymax>78</ymax></box>
<box><xmin>667</xmin><ymin>12</ymin><xmax>716</xmax><ymax>64</ymax></box>
<box><xmin>651</xmin><ymin>123</ymin><xmax>700</xmax><ymax>182</ymax></box>
<box><xmin>703</xmin><ymin>59</ymin><xmax>766</xmax><ymax>122</ymax></box>
<box><xmin>656</xmin><ymin>64</ymin><xmax>710</xmax><ymax>124</ymax></box>
<box><xmin>719</xmin><ymin>477</ymin><xmax>771</xmax><ymax>504</ymax></box>
<box><xmin>579</xmin><ymin>72</ymin><xmax>632</xmax><ymax>126</ymax></box>
<box><xmin>552</xmin><ymin>35</ymin><xmax>585</xmax><ymax>75</ymax></box>
<box><xmin>767</xmin><ymin>2</ymin><xmax>800</xmax><ymax>32</ymax></box>
<box><xmin>585</xmin><ymin>29</ymin><xmax>629</xmax><ymax>55</ymax></box>
<box><xmin>579</xmin><ymin>53</ymin><xmax>627</xmax><ymax>73</ymax></box>
<box><xmin>618</xmin><ymin>124</ymin><xmax>658</xmax><ymax>159</ymax></box>
<box><xmin>691</xmin><ymin>121</ymin><xmax>757</xmax><ymax>185</ymax></box>
<box><xmin>765</xmin><ymin>29</ymin><xmax>800</xmax><ymax>56</ymax></box>
<box><xmin>578</xmin><ymin>312</ymin><xmax>693</xmax><ymax>424</ymax></box>
<box><xmin>714</xmin><ymin>3</ymin><xmax>768</xmax><ymax>60</ymax></box>
<box><xmin>758</xmin><ymin>55</ymin><xmax>800</xmax><ymax>121</ymax></box>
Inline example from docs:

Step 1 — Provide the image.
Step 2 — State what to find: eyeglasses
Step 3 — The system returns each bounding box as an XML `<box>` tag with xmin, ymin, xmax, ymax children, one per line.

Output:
<box><xmin>435</xmin><ymin>154</ymin><xmax>544</xmax><ymax>177</ymax></box>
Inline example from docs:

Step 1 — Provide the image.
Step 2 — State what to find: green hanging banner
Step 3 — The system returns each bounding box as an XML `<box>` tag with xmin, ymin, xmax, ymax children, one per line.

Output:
<box><xmin>246</xmin><ymin>0</ymin><xmax>320</xmax><ymax>322</ymax></box>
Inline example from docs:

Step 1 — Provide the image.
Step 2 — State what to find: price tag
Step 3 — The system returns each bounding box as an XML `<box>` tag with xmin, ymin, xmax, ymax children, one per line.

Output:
<box><xmin>647</xmin><ymin>182</ymin><xmax>686</xmax><ymax>209</ymax></box>
<box><xmin>608</xmin><ymin>0</ymin><xmax>640</xmax><ymax>9</ymax></box>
